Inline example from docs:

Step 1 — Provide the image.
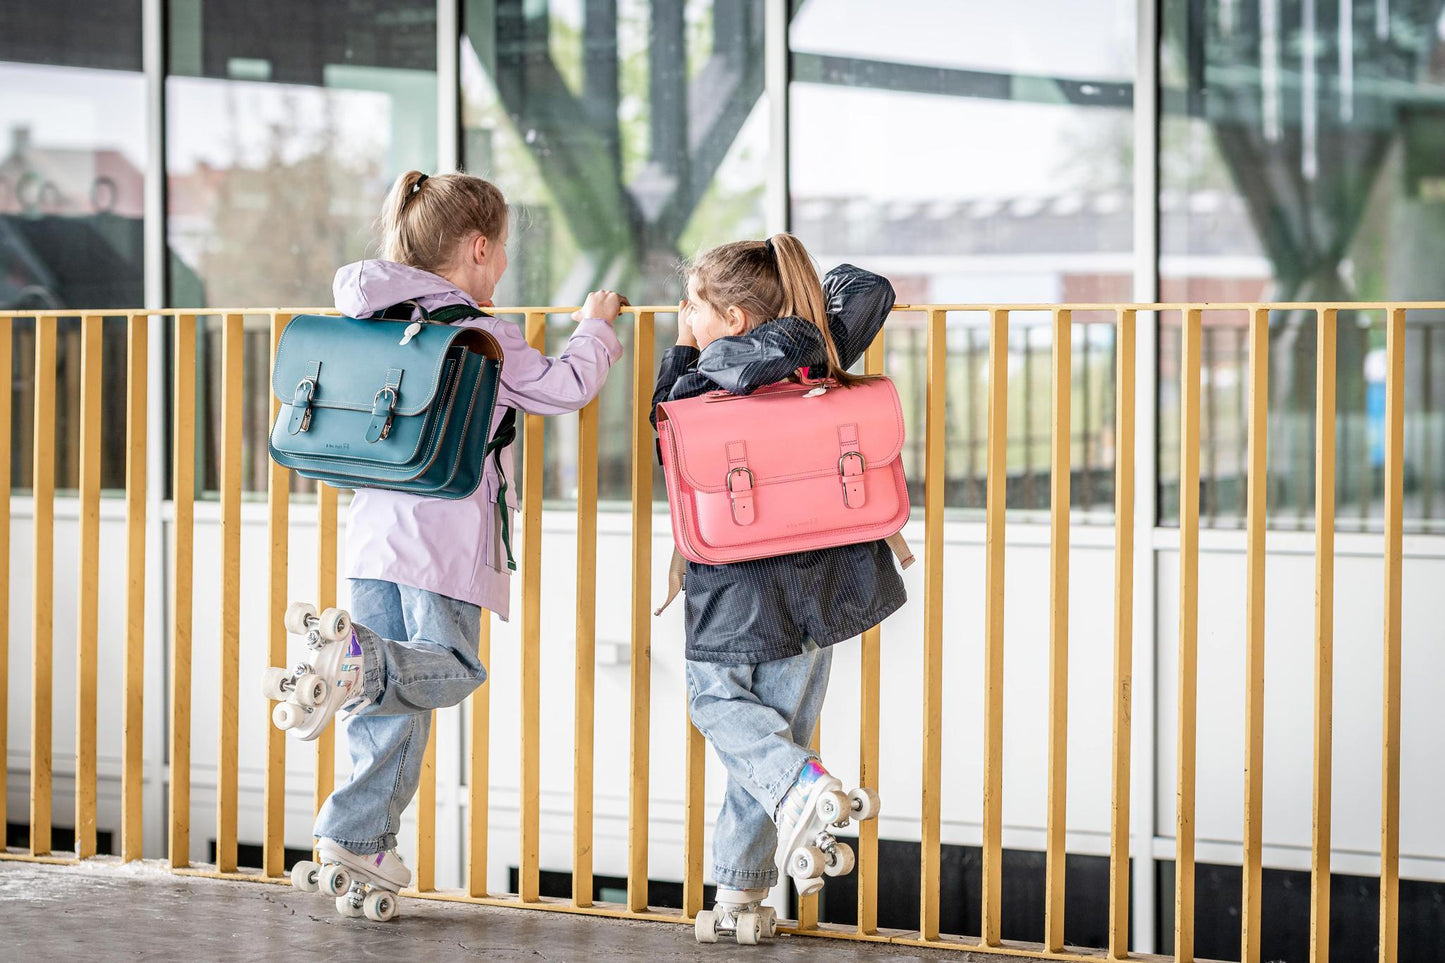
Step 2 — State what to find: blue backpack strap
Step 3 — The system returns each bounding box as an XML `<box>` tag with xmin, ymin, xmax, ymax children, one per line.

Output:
<box><xmin>485</xmin><ymin>407</ymin><xmax>518</xmax><ymax>571</ymax></box>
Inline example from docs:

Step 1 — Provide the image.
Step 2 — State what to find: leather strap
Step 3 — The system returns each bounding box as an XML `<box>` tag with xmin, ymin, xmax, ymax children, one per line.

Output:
<box><xmin>725</xmin><ymin>440</ymin><xmax>754</xmax><ymax>526</ymax></box>
<box><xmin>886</xmin><ymin>531</ymin><xmax>916</xmax><ymax>569</ymax></box>
<box><xmin>653</xmin><ymin>546</ymin><xmax>687</xmax><ymax>615</ymax></box>
<box><xmin>287</xmin><ymin>361</ymin><xmax>321</xmax><ymax>434</ymax></box>
<box><xmin>838</xmin><ymin>423</ymin><xmax>866</xmax><ymax>508</ymax></box>
<box><xmin>365</xmin><ymin>368</ymin><xmax>404</xmax><ymax>443</ymax></box>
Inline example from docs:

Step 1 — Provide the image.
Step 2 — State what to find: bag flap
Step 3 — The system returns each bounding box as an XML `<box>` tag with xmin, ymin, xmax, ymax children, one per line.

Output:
<box><xmin>656</xmin><ymin>376</ymin><xmax>905</xmax><ymax>493</ymax></box>
<box><xmin>272</xmin><ymin>314</ymin><xmax>502</xmax><ymax>415</ymax></box>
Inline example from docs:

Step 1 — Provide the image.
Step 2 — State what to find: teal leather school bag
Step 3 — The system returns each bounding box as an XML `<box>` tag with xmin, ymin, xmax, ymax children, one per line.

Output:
<box><xmin>267</xmin><ymin>303</ymin><xmax>513</xmax><ymax>504</ymax></box>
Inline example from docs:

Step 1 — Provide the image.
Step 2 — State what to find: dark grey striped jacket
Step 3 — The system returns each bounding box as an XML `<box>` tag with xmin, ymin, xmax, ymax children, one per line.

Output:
<box><xmin>651</xmin><ymin>264</ymin><xmax>908</xmax><ymax>663</ymax></box>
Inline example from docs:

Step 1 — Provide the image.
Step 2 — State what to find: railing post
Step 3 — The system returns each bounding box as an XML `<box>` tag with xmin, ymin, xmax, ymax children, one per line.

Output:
<box><xmin>920</xmin><ymin>308</ymin><xmax>947</xmax><ymax>942</ymax></box>
<box><xmin>75</xmin><ymin>314</ymin><xmax>103</xmax><ymax>860</ymax></box>
<box><xmin>1044</xmin><ymin>308</ymin><xmax>1072</xmax><ymax>952</ymax></box>
<box><xmin>982</xmin><ymin>307</ymin><xmax>1009</xmax><ymax>947</ymax></box>
<box><xmin>217</xmin><ymin>313</ymin><xmax>243</xmax><ymax>873</ymax></box>
<box><xmin>576</xmin><ymin>396</ymin><xmax>600</xmax><ymax>908</ymax></box>
<box><xmin>1379</xmin><ymin>306</ymin><xmax>1406</xmax><ymax>963</ymax></box>
<box><xmin>30</xmin><ymin>313</ymin><xmax>56</xmax><ymax>858</ymax></box>
<box><xmin>1108</xmin><ymin>309</ymin><xmax>1136</xmax><ymax>960</ymax></box>
<box><xmin>1176</xmin><ymin>307</ymin><xmax>1203</xmax><ymax>962</ymax></box>
<box><xmin>122</xmin><ymin>311</ymin><xmax>148</xmax><ymax>863</ymax></box>
<box><xmin>169</xmin><ymin>313</ymin><xmax>196</xmax><ymax>868</ymax></box>
<box><xmin>1245</xmin><ymin>307</ymin><xmax>1276</xmax><ymax>963</ymax></box>
<box><xmin>1312</xmin><ymin>305</ymin><xmax>1329</xmax><ymax>960</ymax></box>
<box><xmin>0</xmin><ymin>317</ymin><xmax>11</xmax><ymax>841</ymax></box>
<box><xmin>857</xmin><ymin>330</ymin><xmax>886</xmax><ymax>937</ymax></box>
<box><xmin>263</xmin><ymin>312</ymin><xmax>291</xmax><ymax>878</ymax></box>
<box><xmin>628</xmin><ymin>310</ymin><xmax>656</xmax><ymax>914</ymax></box>
<box><xmin>519</xmin><ymin>312</ymin><xmax>546</xmax><ymax>903</ymax></box>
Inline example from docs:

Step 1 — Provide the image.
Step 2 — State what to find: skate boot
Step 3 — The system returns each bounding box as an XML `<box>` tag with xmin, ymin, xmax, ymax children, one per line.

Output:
<box><xmin>694</xmin><ymin>888</ymin><xmax>777</xmax><ymax>945</ymax></box>
<box><xmin>774</xmin><ymin>760</ymin><xmax>881</xmax><ymax>898</ymax></box>
<box><xmin>260</xmin><ymin>602</ymin><xmax>366</xmax><ymax>741</ymax></box>
<box><xmin>290</xmin><ymin>838</ymin><xmax>411</xmax><ymax>922</ymax></box>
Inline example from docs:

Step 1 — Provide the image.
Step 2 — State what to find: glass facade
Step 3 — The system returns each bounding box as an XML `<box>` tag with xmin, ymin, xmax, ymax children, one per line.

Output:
<box><xmin>1159</xmin><ymin>0</ymin><xmax>1445</xmax><ymax>531</ymax></box>
<box><xmin>1</xmin><ymin>0</ymin><xmax>1443</xmax><ymax>525</ymax></box>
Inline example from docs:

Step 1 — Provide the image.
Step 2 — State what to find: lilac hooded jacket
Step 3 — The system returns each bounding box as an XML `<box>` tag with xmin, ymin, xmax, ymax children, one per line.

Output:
<box><xmin>333</xmin><ymin>260</ymin><xmax>623</xmax><ymax>619</ymax></box>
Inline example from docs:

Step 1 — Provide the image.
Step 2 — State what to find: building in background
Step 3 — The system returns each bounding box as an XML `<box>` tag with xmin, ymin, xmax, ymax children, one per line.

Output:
<box><xmin>3</xmin><ymin>2</ymin><xmax>1444</xmax><ymax>958</ymax></box>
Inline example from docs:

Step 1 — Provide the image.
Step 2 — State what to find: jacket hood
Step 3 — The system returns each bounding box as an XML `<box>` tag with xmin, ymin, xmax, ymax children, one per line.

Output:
<box><xmin>332</xmin><ymin>259</ymin><xmax>476</xmax><ymax>318</ymax></box>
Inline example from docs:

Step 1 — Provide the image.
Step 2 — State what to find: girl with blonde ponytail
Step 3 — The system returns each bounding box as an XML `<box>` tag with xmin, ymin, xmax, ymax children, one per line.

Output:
<box><xmin>296</xmin><ymin>170</ymin><xmax>628</xmax><ymax>901</ymax></box>
<box><xmin>652</xmin><ymin>233</ymin><xmax>906</xmax><ymax>940</ymax></box>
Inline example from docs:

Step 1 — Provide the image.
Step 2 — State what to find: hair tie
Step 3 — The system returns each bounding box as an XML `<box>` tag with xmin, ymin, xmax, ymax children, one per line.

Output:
<box><xmin>413</xmin><ymin>173</ymin><xmax>429</xmax><ymax>192</ymax></box>
<box><xmin>764</xmin><ymin>236</ymin><xmax>775</xmax><ymax>257</ymax></box>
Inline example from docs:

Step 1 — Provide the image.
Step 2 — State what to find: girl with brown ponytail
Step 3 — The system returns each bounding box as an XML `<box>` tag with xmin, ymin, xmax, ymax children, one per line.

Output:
<box><xmin>651</xmin><ymin>233</ymin><xmax>906</xmax><ymax>941</ymax></box>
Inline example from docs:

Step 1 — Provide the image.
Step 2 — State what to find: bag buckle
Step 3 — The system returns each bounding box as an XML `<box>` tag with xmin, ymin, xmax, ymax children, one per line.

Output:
<box><xmin>726</xmin><ymin>466</ymin><xmax>755</xmax><ymax>526</ymax></box>
<box><xmin>839</xmin><ymin>450</ymin><xmax>867</xmax><ymax>508</ymax></box>
<box><xmin>288</xmin><ymin>378</ymin><xmax>316</xmax><ymax>434</ymax></box>
<box><xmin>366</xmin><ymin>386</ymin><xmax>397</xmax><ymax>443</ymax></box>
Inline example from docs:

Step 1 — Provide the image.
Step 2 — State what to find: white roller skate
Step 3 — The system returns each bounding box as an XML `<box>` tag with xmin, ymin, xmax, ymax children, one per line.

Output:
<box><xmin>260</xmin><ymin>602</ymin><xmax>366</xmax><ymax>741</ymax></box>
<box><xmin>289</xmin><ymin>838</ymin><xmax>410</xmax><ymax>922</ymax></box>
<box><xmin>694</xmin><ymin>888</ymin><xmax>778</xmax><ymax>945</ymax></box>
<box><xmin>774</xmin><ymin>761</ymin><xmax>880</xmax><ymax>898</ymax></box>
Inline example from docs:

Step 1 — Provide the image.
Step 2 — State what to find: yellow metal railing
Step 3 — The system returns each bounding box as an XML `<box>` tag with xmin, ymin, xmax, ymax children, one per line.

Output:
<box><xmin>0</xmin><ymin>302</ymin><xmax>1431</xmax><ymax>963</ymax></box>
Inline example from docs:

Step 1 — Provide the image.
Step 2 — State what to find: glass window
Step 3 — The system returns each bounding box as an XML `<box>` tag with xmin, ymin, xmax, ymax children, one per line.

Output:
<box><xmin>1160</xmin><ymin>0</ymin><xmax>1445</xmax><ymax>532</ymax></box>
<box><xmin>789</xmin><ymin>0</ymin><xmax>1136</xmax><ymax>519</ymax></box>
<box><xmin>166</xmin><ymin>0</ymin><xmax>439</xmax><ymax>493</ymax></box>
<box><xmin>461</xmin><ymin>0</ymin><xmax>768</xmax><ymax>503</ymax></box>
<box><xmin>0</xmin><ymin>2</ymin><xmax>145</xmax><ymax>493</ymax></box>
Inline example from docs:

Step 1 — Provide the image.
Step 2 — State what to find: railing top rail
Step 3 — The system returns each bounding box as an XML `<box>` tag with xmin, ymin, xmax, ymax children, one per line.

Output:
<box><xmin>5</xmin><ymin>300</ymin><xmax>1445</xmax><ymax>320</ymax></box>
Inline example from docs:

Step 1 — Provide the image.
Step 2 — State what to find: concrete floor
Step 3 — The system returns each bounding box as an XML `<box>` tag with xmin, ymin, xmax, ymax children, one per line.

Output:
<box><xmin>1</xmin><ymin>859</ymin><xmax>1009</xmax><ymax>962</ymax></box>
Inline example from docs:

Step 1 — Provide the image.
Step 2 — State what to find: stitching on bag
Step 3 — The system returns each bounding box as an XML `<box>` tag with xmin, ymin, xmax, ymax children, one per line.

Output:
<box><xmin>664</xmin><ymin>382</ymin><xmax>906</xmax><ymax>493</ymax></box>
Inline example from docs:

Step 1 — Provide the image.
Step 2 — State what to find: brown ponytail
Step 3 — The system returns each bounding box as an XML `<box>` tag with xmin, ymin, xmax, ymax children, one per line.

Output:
<box><xmin>688</xmin><ymin>232</ymin><xmax>858</xmax><ymax>384</ymax></box>
<box><xmin>377</xmin><ymin>170</ymin><xmax>507</xmax><ymax>274</ymax></box>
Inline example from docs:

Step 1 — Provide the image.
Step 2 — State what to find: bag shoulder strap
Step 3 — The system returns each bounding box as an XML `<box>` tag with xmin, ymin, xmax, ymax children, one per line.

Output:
<box><xmin>486</xmin><ymin>406</ymin><xmax>518</xmax><ymax>572</ymax></box>
<box><xmin>372</xmin><ymin>300</ymin><xmax>488</xmax><ymax>324</ymax></box>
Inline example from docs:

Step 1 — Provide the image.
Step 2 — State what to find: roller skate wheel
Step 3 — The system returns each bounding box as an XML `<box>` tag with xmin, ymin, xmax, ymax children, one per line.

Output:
<box><xmin>296</xmin><ymin>673</ymin><xmax>327</xmax><ymax>708</ymax></box>
<box><xmin>760</xmin><ymin>907</ymin><xmax>778</xmax><ymax>938</ymax></box>
<box><xmin>320</xmin><ymin>863</ymin><xmax>351</xmax><ymax>897</ymax></box>
<box><xmin>285</xmin><ymin>602</ymin><xmax>319</xmax><ymax>636</ymax></box>
<box><xmin>363</xmin><ymin>890</ymin><xmax>398</xmax><ymax>922</ymax></box>
<box><xmin>735</xmin><ymin>911</ymin><xmax>763</xmax><ymax>946</ymax></box>
<box><xmin>792</xmin><ymin>844</ymin><xmax>825</xmax><ymax>879</ymax></box>
<box><xmin>817</xmin><ymin>788</ymin><xmax>850</xmax><ymax>825</ymax></box>
<box><xmin>318</xmin><ymin>607</ymin><xmax>351</xmax><ymax>642</ymax></box>
<box><xmin>848</xmin><ymin>787</ymin><xmax>881</xmax><ymax>821</ymax></box>
<box><xmin>825</xmin><ymin>841</ymin><xmax>856</xmax><ymax>876</ymax></box>
<box><xmin>336</xmin><ymin>894</ymin><xmax>364</xmax><ymax>918</ymax></box>
<box><xmin>261</xmin><ymin>667</ymin><xmax>290</xmax><ymax>701</ymax></box>
<box><xmin>272</xmin><ymin>701</ymin><xmax>304</xmax><ymax>730</ymax></box>
<box><xmin>290</xmin><ymin>860</ymin><xmax>320</xmax><ymax>893</ymax></box>
<box><xmin>693</xmin><ymin>909</ymin><xmax>718</xmax><ymax>943</ymax></box>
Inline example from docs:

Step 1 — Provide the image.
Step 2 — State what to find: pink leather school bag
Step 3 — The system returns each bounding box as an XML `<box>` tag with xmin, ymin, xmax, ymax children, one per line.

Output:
<box><xmin>655</xmin><ymin>369</ymin><xmax>911</xmax><ymax>566</ymax></box>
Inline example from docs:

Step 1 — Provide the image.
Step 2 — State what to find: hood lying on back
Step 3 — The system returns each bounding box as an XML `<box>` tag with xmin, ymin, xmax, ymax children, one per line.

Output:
<box><xmin>332</xmin><ymin>259</ymin><xmax>476</xmax><ymax>318</ymax></box>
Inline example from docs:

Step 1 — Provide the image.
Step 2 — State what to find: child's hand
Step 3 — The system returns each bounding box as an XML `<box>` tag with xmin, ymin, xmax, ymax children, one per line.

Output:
<box><xmin>574</xmin><ymin>290</ymin><xmax>627</xmax><ymax>325</ymax></box>
<box><xmin>676</xmin><ymin>299</ymin><xmax>698</xmax><ymax>348</ymax></box>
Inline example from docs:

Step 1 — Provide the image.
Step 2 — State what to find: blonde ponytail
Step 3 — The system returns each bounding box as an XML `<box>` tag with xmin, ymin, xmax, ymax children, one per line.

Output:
<box><xmin>688</xmin><ymin>233</ymin><xmax>858</xmax><ymax>384</ymax></box>
<box><xmin>376</xmin><ymin>170</ymin><xmax>507</xmax><ymax>274</ymax></box>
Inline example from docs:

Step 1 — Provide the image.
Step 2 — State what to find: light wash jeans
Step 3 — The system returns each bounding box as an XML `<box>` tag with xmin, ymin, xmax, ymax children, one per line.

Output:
<box><xmin>313</xmin><ymin>579</ymin><xmax>486</xmax><ymax>854</ymax></box>
<box><xmin>684</xmin><ymin>641</ymin><xmax>833</xmax><ymax>889</ymax></box>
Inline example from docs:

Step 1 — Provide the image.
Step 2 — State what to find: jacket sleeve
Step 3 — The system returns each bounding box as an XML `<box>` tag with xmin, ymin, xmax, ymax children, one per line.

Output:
<box><xmin>822</xmin><ymin>264</ymin><xmax>897</xmax><ymax>370</ymax></box>
<box><xmin>650</xmin><ymin>345</ymin><xmax>700</xmax><ymax>429</ymax></box>
<box><xmin>489</xmin><ymin>317</ymin><xmax>624</xmax><ymax>415</ymax></box>
<box><xmin>693</xmin><ymin>320</ymin><xmax>822</xmax><ymax>396</ymax></box>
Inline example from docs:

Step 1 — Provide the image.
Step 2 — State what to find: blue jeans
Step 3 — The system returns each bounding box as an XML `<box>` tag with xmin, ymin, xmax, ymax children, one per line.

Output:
<box><xmin>313</xmin><ymin>579</ymin><xmax>486</xmax><ymax>854</ymax></box>
<box><xmin>685</xmin><ymin>641</ymin><xmax>833</xmax><ymax>889</ymax></box>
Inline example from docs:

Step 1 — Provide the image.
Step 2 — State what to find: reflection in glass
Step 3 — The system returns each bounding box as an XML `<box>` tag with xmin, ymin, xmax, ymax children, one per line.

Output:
<box><xmin>166</xmin><ymin>0</ymin><xmax>439</xmax><ymax>493</ymax></box>
<box><xmin>1160</xmin><ymin>0</ymin><xmax>1445</xmax><ymax>532</ymax></box>
<box><xmin>462</xmin><ymin>1</ymin><xmax>768</xmax><ymax>502</ymax></box>
<box><xmin>0</xmin><ymin>4</ymin><xmax>147</xmax><ymax>492</ymax></box>
<box><xmin>789</xmin><ymin>0</ymin><xmax>1136</xmax><ymax>519</ymax></box>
